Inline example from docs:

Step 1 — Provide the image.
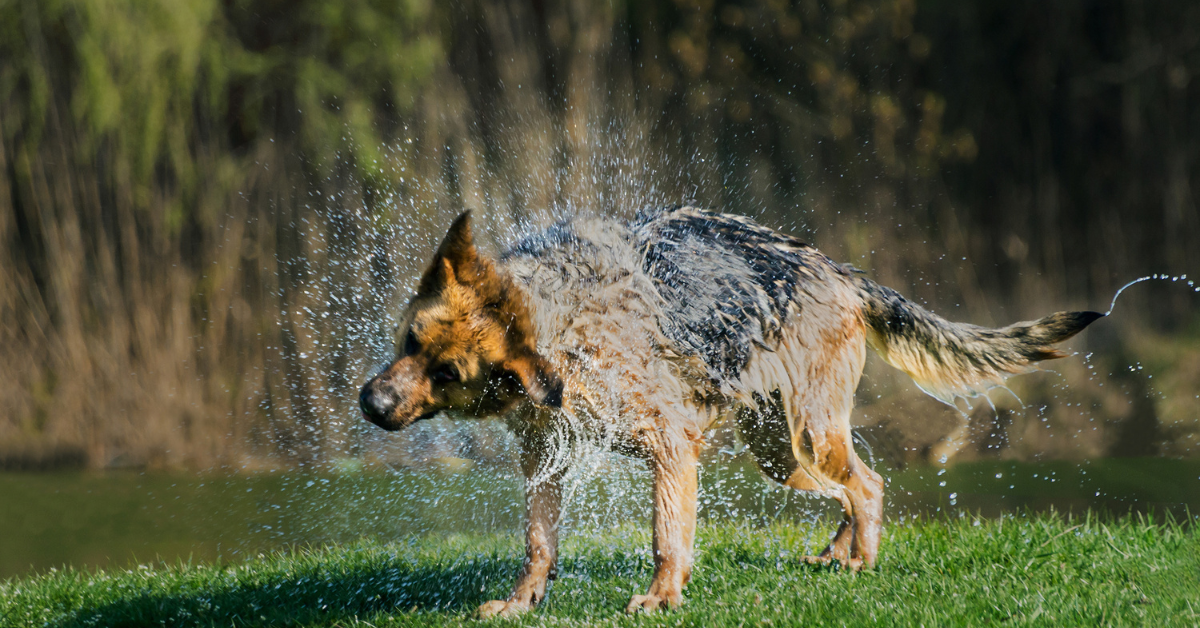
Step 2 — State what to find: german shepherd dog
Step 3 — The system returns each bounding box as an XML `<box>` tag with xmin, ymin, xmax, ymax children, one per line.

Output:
<box><xmin>359</xmin><ymin>206</ymin><xmax>1100</xmax><ymax>616</ymax></box>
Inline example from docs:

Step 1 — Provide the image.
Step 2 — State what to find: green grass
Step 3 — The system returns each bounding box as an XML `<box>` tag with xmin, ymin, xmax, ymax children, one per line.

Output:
<box><xmin>2</xmin><ymin>514</ymin><xmax>1197</xmax><ymax>627</ymax></box>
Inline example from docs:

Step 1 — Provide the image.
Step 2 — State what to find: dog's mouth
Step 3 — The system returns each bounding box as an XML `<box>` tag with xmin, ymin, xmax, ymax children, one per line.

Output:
<box><xmin>369</xmin><ymin>407</ymin><xmax>442</xmax><ymax>432</ymax></box>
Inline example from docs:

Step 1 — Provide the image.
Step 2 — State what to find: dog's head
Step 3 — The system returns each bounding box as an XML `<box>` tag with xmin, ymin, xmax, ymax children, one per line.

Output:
<box><xmin>359</xmin><ymin>212</ymin><xmax>563</xmax><ymax>431</ymax></box>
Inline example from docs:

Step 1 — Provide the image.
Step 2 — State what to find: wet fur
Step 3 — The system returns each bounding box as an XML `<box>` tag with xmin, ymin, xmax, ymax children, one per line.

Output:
<box><xmin>359</xmin><ymin>206</ymin><xmax>1100</xmax><ymax>616</ymax></box>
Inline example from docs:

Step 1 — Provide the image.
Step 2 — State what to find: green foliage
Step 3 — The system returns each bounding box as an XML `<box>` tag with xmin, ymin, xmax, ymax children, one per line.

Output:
<box><xmin>0</xmin><ymin>0</ymin><xmax>439</xmax><ymax>221</ymax></box>
<box><xmin>2</xmin><ymin>515</ymin><xmax>1196</xmax><ymax>627</ymax></box>
<box><xmin>221</xmin><ymin>0</ymin><xmax>440</xmax><ymax>187</ymax></box>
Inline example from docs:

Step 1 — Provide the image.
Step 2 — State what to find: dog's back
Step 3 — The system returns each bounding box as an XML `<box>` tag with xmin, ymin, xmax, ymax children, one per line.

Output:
<box><xmin>631</xmin><ymin>205</ymin><xmax>855</xmax><ymax>391</ymax></box>
<box><xmin>502</xmin><ymin>206</ymin><xmax>856</xmax><ymax>391</ymax></box>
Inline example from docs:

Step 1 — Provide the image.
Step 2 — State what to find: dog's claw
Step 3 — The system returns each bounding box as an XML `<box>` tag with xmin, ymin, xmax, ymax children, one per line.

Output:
<box><xmin>477</xmin><ymin>599</ymin><xmax>531</xmax><ymax>619</ymax></box>
<box><xmin>625</xmin><ymin>592</ymin><xmax>680</xmax><ymax>613</ymax></box>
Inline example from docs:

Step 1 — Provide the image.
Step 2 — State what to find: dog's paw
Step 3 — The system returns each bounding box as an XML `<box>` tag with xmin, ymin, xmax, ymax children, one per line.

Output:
<box><xmin>801</xmin><ymin>554</ymin><xmax>833</xmax><ymax>566</ymax></box>
<box><xmin>625</xmin><ymin>591</ymin><xmax>681</xmax><ymax>613</ymax></box>
<box><xmin>477</xmin><ymin>599</ymin><xmax>531</xmax><ymax>619</ymax></box>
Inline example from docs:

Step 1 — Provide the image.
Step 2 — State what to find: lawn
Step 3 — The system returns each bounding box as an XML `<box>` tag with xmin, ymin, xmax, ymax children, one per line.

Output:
<box><xmin>2</xmin><ymin>514</ymin><xmax>1197</xmax><ymax>627</ymax></box>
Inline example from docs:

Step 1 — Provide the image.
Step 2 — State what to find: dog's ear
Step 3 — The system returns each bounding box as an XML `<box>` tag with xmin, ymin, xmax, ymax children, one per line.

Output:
<box><xmin>504</xmin><ymin>350</ymin><xmax>564</xmax><ymax>408</ymax></box>
<box><xmin>418</xmin><ymin>211</ymin><xmax>477</xmax><ymax>294</ymax></box>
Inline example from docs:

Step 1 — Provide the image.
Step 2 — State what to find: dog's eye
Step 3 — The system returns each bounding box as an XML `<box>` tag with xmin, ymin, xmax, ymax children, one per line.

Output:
<box><xmin>403</xmin><ymin>330</ymin><xmax>420</xmax><ymax>356</ymax></box>
<box><xmin>432</xmin><ymin>364</ymin><xmax>459</xmax><ymax>384</ymax></box>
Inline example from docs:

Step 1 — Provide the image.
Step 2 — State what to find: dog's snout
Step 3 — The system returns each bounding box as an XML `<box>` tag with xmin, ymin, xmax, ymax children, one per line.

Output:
<box><xmin>359</xmin><ymin>381</ymin><xmax>395</xmax><ymax>423</ymax></box>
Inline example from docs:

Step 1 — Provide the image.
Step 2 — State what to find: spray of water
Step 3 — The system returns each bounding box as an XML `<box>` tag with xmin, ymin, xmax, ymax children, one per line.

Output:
<box><xmin>242</xmin><ymin>113</ymin><xmax>808</xmax><ymax>551</ymax></box>
<box><xmin>1106</xmin><ymin>273</ymin><xmax>1196</xmax><ymax>315</ymax></box>
<box><xmin>237</xmin><ymin>104</ymin><xmax>1200</xmax><ymax>563</ymax></box>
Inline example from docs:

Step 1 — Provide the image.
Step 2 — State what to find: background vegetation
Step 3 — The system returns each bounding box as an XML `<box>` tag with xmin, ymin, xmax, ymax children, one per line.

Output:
<box><xmin>2</xmin><ymin>0</ymin><xmax>1199</xmax><ymax>471</ymax></box>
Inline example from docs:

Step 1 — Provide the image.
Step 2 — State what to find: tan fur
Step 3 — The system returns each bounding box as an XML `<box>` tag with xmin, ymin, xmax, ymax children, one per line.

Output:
<box><xmin>359</xmin><ymin>211</ymin><xmax>1090</xmax><ymax>616</ymax></box>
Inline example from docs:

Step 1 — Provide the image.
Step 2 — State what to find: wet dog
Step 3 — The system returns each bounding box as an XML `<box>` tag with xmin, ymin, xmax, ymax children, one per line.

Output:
<box><xmin>359</xmin><ymin>207</ymin><xmax>1100</xmax><ymax>616</ymax></box>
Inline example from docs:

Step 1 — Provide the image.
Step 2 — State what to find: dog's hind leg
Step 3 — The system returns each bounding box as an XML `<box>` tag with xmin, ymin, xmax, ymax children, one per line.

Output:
<box><xmin>847</xmin><ymin>458</ymin><xmax>884</xmax><ymax>567</ymax></box>
<box><xmin>795</xmin><ymin>315</ymin><xmax>884</xmax><ymax>569</ymax></box>
<box><xmin>789</xmin><ymin>439</ymin><xmax>883</xmax><ymax>570</ymax></box>
<box><xmin>478</xmin><ymin>422</ymin><xmax>565</xmax><ymax>618</ymax></box>
<box><xmin>790</xmin><ymin>363</ymin><xmax>884</xmax><ymax>569</ymax></box>
<box><xmin>736</xmin><ymin>402</ymin><xmax>878</xmax><ymax>569</ymax></box>
<box><xmin>739</xmin><ymin>316</ymin><xmax>884</xmax><ymax>570</ymax></box>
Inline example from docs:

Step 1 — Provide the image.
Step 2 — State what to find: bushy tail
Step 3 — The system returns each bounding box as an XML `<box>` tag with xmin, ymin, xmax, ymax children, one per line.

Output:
<box><xmin>858</xmin><ymin>278</ymin><xmax>1103</xmax><ymax>405</ymax></box>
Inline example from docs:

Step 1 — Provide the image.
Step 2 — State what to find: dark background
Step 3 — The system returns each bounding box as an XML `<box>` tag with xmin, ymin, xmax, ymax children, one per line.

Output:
<box><xmin>1</xmin><ymin>0</ymin><xmax>1197</xmax><ymax>471</ymax></box>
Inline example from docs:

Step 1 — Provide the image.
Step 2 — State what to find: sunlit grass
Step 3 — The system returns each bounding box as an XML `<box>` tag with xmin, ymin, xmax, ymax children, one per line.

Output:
<box><xmin>2</xmin><ymin>513</ymin><xmax>1196</xmax><ymax>627</ymax></box>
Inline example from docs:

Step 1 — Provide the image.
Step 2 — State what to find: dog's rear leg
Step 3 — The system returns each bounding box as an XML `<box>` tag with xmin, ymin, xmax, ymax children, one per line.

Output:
<box><xmin>735</xmin><ymin>402</ymin><xmax>870</xmax><ymax>569</ymax></box>
<box><xmin>779</xmin><ymin>466</ymin><xmax>853</xmax><ymax>567</ymax></box>
<box><xmin>626</xmin><ymin>440</ymin><xmax>699</xmax><ymax>613</ymax></box>
<box><xmin>845</xmin><ymin>456</ymin><xmax>884</xmax><ymax>567</ymax></box>
<box><xmin>773</xmin><ymin>418</ymin><xmax>882</xmax><ymax>571</ymax></box>
<box><xmin>478</xmin><ymin>433</ymin><xmax>564</xmax><ymax>619</ymax></box>
<box><xmin>789</xmin><ymin>450</ymin><xmax>883</xmax><ymax>570</ymax></box>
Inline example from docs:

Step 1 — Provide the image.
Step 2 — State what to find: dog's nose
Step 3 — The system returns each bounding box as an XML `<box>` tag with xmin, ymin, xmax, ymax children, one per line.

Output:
<box><xmin>359</xmin><ymin>382</ymin><xmax>394</xmax><ymax>423</ymax></box>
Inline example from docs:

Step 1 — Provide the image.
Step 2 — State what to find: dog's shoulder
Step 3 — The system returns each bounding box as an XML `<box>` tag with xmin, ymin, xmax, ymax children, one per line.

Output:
<box><xmin>498</xmin><ymin>216</ymin><xmax>649</xmax><ymax>337</ymax></box>
<box><xmin>631</xmin><ymin>206</ymin><xmax>852</xmax><ymax>389</ymax></box>
<box><xmin>501</xmin><ymin>219</ymin><xmax>588</xmax><ymax>262</ymax></box>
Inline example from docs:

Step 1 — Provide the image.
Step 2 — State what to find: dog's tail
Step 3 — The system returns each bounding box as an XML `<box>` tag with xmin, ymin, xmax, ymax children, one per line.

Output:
<box><xmin>857</xmin><ymin>277</ymin><xmax>1103</xmax><ymax>405</ymax></box>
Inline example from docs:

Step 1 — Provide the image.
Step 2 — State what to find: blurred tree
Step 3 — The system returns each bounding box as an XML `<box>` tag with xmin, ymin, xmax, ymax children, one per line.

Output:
<box><xmin>0</xmin><ymin>0</ymin><xmax>440</xmax><ymax>469</ymax></box>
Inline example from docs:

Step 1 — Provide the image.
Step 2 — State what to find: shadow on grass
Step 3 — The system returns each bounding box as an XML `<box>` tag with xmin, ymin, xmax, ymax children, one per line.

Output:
<box><xmin>715</xmin><ymin>543</ymin><xmax>860</xmax><ymax>576</ymax></box>
<box><xmin>54</xmin><ymin>553</ymin><xmax>522</xmax><ymax>627</ymax></box>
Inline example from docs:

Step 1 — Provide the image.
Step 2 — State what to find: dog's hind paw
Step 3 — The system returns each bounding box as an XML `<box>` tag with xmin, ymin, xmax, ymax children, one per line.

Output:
<box><xmin>477</xmin><ymin>599</ymin><xmax>531</xmax><ymax>619</ymax></box>
<box><xmin>625</xmin><ymin>592</ymin><xmax>681</xmax><ymax>613</ymax></box>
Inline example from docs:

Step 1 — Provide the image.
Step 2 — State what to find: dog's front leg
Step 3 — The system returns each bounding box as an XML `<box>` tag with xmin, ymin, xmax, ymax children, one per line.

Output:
<box><xmin>626</xmin><ymin>442</ymin><xmax>698</xmax><ymax>613</ymax></box>
<box><xmin>477</xmin><ymin>443</ymin><xmax>563</xmax><ymax>618</ymax></box>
